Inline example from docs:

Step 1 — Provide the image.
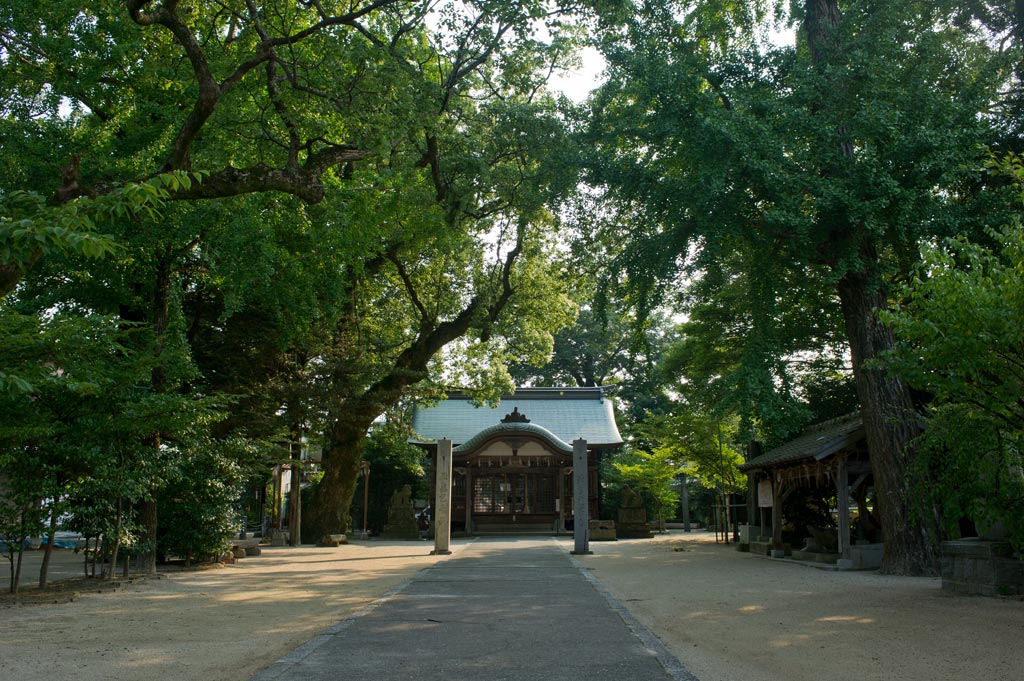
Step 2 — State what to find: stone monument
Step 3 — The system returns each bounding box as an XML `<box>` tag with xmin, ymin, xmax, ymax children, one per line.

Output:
<box><xmin>381</xmin><ymin>484</ymin><xmax>420</xmax><ymax>540</ymax></box>
<box><xmin>617</xmin><ymin>485</ymin><xmax>653</xmax><ymax>538</ymax></box>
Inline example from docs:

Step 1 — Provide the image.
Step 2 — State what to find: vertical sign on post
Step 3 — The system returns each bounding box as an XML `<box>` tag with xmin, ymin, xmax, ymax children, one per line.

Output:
<box><xmin>432</xmin><ymin>438</ymin><xmax>453</xmax><ymax>555</ymax></box>
<box><xmin>571</xmin><ymin>438</ymin><xmax>592</xmax><ymax>555</ymax></box>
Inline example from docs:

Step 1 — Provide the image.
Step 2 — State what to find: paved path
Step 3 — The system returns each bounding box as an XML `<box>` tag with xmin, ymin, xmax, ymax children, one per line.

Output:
<box><xmin>250</xmin><ymin>537</ymin><xmax>695</xmax><ymax>681</ymax></box>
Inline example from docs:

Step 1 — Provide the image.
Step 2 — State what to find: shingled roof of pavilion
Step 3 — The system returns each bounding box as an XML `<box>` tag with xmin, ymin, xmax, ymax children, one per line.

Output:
<box><xmin>738</xmin><ymin>413</ymin><xmax>864</xmax><ymax>472</ymax></box>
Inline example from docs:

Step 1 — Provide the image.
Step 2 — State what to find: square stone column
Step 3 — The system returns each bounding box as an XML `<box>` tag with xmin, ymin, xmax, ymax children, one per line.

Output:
<box><xmin>432</xmin><ymin>438</ymin><xmax>453</xmax><ymax>555</ymax></box>
<box><xmin>571</xmin><ymin>438</ymin><xmax>592</xmax><ymax>555</ymax></box>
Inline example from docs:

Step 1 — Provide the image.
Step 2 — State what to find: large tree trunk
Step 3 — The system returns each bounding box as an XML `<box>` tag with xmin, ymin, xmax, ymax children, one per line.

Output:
<box><xmin>136</xmin><ymin>500</ymin><xmax>158</xmax><ymax>576</ymax></box>
<box><xmin>806</xmin><ymin>0</ymin><xmax>937</xmax><ymax>575</ymax></box>
<box><xmin>836</xmin><ymin>266</ymin><xmax>937</xmax><ymax>575</ymax></box>
<box><xmin>304</xmin><ymin>419</ymin><xmax>373</xmax><ymax>539</ymax></box>
<box><xmin>138</xmin><ymin>257</ymin><xmax>173</xmax><ymax>576</ymax></box>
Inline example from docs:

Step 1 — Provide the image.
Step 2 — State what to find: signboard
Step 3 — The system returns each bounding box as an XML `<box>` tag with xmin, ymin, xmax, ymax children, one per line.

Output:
<box><xmin>758</xmin><ymin>479</ymin><xmax>773</xmax><ymax>507</ymax></box>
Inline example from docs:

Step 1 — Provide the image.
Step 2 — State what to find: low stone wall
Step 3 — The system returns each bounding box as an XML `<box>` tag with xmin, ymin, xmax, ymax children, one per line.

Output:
<box><xmin>791</xmin><ymin>549</ymin><xmax>839</xmax><ymax>564</ymax></box>
<box><xmin>941</xmin><ymin>539</ymin><xmax>1024</xmax><ymax>596</ymax></box>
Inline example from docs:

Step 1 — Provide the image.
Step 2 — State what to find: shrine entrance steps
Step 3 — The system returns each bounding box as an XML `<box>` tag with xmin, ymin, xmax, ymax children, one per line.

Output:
<box><xmin>249</xmin><ymin>537</ymin><xmax>695</xmax><ymax>681</ymax></box>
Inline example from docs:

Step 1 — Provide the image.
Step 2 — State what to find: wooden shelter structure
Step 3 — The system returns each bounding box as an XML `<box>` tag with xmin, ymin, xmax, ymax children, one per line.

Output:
<box><xmin>410</xmin><ymin>387</ymin><xmax>623</xmax><ymax>534</ymax></box>
<box><xmin>739</xmin><ymin>413</ymin><xmax>875</xmax><ymax>564</ymax></box>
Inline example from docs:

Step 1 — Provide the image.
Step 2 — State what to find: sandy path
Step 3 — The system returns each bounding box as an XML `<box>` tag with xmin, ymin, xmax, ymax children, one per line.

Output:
<box><xmin>3</xmin><ymin>532</ymin><xmax>1022</xmax><ymax>681</ymax></box>
<box><xmin>567</xmin><ymin>531</ymin><xmax>1024</xmax><ymax>681</ymax></box>
<box><xmin>1</xmin><ymin>540</ymin><xmax>457</xmax><ymax>681</ymax></box>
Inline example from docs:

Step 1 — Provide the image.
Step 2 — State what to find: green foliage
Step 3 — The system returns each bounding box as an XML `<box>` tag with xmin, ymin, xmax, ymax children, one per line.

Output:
<box><xmin>0</xmin><ymin>304</ymin><xmax>248</xmax><ymax>574</ymax></box>
<box><xmin>0</xmin><ymin>172</ymin><xmax>199</xmax><ymax>296</ymax></box>
<box><xmin>347</xmin><ymin>420</ymin><xmax>429</xmax><ymax>534</ymax></box>
<box><xmin>609</xmin><ymin>447</ymin><xmax>686</xmax><ymax>521</ymax></box>
<box><xmin>157</xmin><ymin>439</ymin><xmax>249</xmax><ymax>564</ymax></box>
<box><xmin>576</xmin><ymin>0</ymin><xmax>1019</xmax><ymax>571</ymax></box>
<box><xmin>883</xmin><ymin>157</ymin><xmax>1024</xmax><ymax>549</ymax></box>
<box><xmin>638</xmin><ymin>411</ymin><xmax>745</xmax><ymax>492</ymax></box>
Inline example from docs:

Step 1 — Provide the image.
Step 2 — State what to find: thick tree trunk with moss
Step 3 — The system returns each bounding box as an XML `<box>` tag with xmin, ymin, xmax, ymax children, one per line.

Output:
<box><xmin>305</xmin><ymin>421</ymin><xmax>373</xmax><ymax>539</ymax></box>
<box><xmin>807</xmin><ymin>0</ymin><xmax>937</xmax><ymax>574</ymax></box>
<box><xmin>836</xmin><ymin>266</ymin><xmax>937</xmax><ymax>574</ymax></box>
<box><xmin>305</xmin><ymin>384</ymin><xmax>409</xmax><ymax>538</ymax></box>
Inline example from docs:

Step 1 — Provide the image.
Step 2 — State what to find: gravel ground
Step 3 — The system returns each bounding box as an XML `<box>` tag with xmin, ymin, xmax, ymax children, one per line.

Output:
<box><xmin>2</xmin><ymin>531</ymin><xmax>1021</xmax><ymax>681</ymax></box>
<box><xmin>566</xmin><ymin>531</ymin><xmax>1024</xmax><ymax>681</ymax></box>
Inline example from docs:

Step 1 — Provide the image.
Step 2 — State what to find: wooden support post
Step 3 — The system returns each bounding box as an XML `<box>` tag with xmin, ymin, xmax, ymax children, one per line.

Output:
<box><xmin>289</xmin><ymin>460</ymin><xmax>302</xmax><ymax>546</ymax></box>
<box><xmin>681</xmin><ymin>475</ymin><xmax>691</xmax><ymax>532</ymax></box>
<box><xmin>837</xmin><ymin>457</ymin><xmax>852</xmax><ymax>563</ymax></box>
<box><xmin>571</xmin><ymin>439</ymin><xmax>591</xmax><ymax>555</ymax></box>
<box><xmin>432</xmin><ymin>439</ymin><xmax>453</xmax><ymax>555</ymax></box>
<box><xmin>772</xmin><ymin>473</ymin><xmax>785</xmax><ymax>557</ymax></box>
<box><xmin>465</xmin><ymin>467</ymin><xmax>473</xmax><ymax>534</ymax></box>
<box><xmin>557</xmin><ymin>467</ymin><xmax>566</xmax><ymax>533</ymax></box>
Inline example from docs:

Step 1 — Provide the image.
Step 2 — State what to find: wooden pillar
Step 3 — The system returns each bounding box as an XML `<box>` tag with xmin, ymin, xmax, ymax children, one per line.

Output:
<box><xmin>837</xmin><ymin>457</ymin><xmax>851</xmax><ymax>561</ymax></box>
<box><xmin>465</xmin><ymin>467</ymin><xmax>473</xmax><ymax>534</ymax></box>
<box><xmin>557</xmin><ymin>466</ymin><xmax>565</xmax><ymax>532</ymax></box>
<box><xmin>571</xmin><ymin>439</ymin><xmax>591</xmax><ymax>555</ymax></box>
<box><xmin>432</xmin><ymin>439</ymin><xmax>453</xmax><ymax>555</ymax></box>
<box><xmin>772</xmin><ymin>472</ymin><xmax>784</xmax><ymax>554</ymax></box>
<box><xmin>289</xmin><ymin>461</ymin><xmax>302</xmax><ymax>545</ymax></box>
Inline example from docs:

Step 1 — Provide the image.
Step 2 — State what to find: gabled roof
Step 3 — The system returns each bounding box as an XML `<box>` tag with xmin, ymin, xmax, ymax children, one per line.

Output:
<box><xmin>739</xmin><ymin>413</ymin><xmax>864</xmax><ymax>472</ymax></box>
<box><xmin>453</xmin><ymin>421</ymin><xmax>574</xmax><ymax>454</ymax></box>
<box><xmin>410</xmin><ymin>387</ymin><xmax>623</xmax><ymax>448</ymax></box>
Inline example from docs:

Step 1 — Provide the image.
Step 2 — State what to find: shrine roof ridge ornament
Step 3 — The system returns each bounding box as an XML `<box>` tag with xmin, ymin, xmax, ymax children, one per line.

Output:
<box><xmin>501</xmin><ymin>407</ymin><xmax>530</xmax><ymax>423</ymax></box>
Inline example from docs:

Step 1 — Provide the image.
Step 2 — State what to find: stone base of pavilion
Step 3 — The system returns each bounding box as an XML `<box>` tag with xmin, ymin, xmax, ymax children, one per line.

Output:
<box><xmin>791</xmin><ymin>548</ymin><xmax>840</xmax><ymax>564</ymax></box>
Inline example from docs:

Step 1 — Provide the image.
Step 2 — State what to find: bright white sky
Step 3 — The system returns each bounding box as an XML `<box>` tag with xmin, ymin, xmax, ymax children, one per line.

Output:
<box><xmin>547</xmin><ymin>25</ymin><xmax>795</xmax><ymax>104</ymax></box>
<box><xmin>548</xmin><ymin>46</ymin><xmax>606</xmax><ymax>103</ymax></box>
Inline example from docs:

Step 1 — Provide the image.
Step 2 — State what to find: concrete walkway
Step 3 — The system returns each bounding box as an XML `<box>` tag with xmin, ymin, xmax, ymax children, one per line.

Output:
<box><xmin>250</xmin><ymin>537</ymin><xmax>695</xmax><ymax>681</ymax></box>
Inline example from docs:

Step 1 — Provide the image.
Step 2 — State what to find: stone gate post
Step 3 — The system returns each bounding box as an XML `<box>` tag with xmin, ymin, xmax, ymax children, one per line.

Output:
<box><xmin>432</xmin><ymin>438</ymin><xmax>453</xmax><ymax>555</ymax></box>
<box><xmin>571</xmin><ymin>438</ymin><xmax>592</xmax><ymax>555</ymax></box>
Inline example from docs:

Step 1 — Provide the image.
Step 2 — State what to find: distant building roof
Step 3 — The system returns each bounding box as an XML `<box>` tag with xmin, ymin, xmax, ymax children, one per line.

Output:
<box><xmin>739</xmin><ymin>413</ymin><xmax>864</xmax><ymax>472</ymax></box>
<box><xmin>410</xmin><ymin>387</ymin><xmax>623</xmax><ymax>448</ymax></box>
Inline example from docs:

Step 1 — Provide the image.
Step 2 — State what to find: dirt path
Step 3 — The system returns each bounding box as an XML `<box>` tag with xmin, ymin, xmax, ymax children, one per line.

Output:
<box><xmin>567</xmin><ymin>531</ymin><xmax>1024</xmax><ymax>681</ymax></box>
<box><xmin>1</xmin><ymin>540</ymin><xmax>455</xmax><ymax>681</ymax></box>
<box><xmin>3</xmin><ymin>532</ymin><xmax>1021</xmax><ymax>681</ymax></box>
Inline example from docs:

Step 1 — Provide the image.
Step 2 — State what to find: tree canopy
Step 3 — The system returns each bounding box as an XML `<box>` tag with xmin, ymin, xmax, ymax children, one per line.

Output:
<box><xmin>576</xmin><ymin>0</ymin><xmax>1018</xmax><ymax>573</ymax></box>
<box><xmin>3</xmin><ymin>0</ymin><xmax>1024</xmax><ymax>581</ymax></box>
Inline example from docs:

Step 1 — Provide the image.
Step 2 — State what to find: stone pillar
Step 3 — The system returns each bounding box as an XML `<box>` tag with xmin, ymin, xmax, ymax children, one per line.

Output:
<box><xmin>432</xmin><ymin>439</ymin><xmax>453</xmax><ymax>555</ymax></box>
<box><xmin>571</xmin><ymin>439</ymin><xmax>591</xmax><ymax>555</ymax></box>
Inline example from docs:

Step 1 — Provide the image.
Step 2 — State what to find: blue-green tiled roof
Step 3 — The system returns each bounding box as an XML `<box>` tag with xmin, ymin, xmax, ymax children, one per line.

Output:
<box><xmin>410</xmin><ymin>387</ymin><xmax>623</xmax><ymax>447</ymax></box>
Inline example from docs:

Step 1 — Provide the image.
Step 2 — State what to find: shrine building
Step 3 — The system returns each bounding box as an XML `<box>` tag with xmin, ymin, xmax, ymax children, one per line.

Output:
<box><xmin>410</xmin><ymin>387</ymin><xmax>623</xmax><ymax>534</ymax></box>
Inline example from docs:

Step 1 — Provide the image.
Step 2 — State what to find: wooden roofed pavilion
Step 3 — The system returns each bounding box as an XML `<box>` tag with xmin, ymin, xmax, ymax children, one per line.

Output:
<box><xmin>739</xmin><ymin>413</ymin><xmax>877</xmax><ymax>567</ymax></box>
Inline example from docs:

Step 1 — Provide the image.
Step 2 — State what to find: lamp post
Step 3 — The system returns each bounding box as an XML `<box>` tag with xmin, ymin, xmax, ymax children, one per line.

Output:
<box><xmin>361</xmin><ymin>461</ymin><xmax>370</xmax><ymax>536</ymax></box>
